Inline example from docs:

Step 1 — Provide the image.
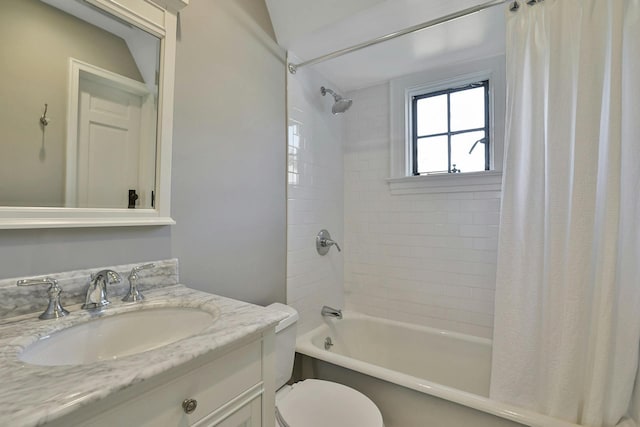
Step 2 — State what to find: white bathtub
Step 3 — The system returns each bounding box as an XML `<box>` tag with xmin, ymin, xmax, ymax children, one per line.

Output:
<box><xmin>296</xmin><ymin>311</ymin><xmax>579</xmax><ymax>427</ymax></box>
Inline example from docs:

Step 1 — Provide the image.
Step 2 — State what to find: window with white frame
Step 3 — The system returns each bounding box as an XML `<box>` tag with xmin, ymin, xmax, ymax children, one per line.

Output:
<box><xmin>388</xmin><ymin>56</ymin><xmax>505</xmax><ymax>194</ymax></box>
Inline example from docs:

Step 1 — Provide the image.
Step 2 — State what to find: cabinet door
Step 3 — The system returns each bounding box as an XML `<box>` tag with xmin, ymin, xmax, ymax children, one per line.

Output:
<box><xmin>198</xmin><ymin>395</ymin><xmax>261</xmax><ymax>427</ymax></box>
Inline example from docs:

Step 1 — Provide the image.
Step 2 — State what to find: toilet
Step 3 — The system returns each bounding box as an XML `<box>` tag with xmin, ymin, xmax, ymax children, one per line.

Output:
<box><xmin>268</xmin><ymin>303</ymin><xmax>384</xmax><ymax>427</ymax></box>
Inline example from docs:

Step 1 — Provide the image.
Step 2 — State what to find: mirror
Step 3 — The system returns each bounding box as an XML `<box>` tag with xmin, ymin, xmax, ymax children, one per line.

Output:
<box><xmin>1</xmin><ymin>0</ymin><xmax>159</xmax><ymax>209</ymax></box>
<box><xmin>0</xmin><ymin>0</ymin><xmax>185</xmax><ymax>227</ymax></box>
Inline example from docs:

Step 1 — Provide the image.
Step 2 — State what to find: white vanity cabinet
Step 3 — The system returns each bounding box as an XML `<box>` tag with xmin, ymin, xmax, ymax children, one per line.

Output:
<box><xmin>47</xmin><ymin>331</ymin><xmax>275</xmax><ymax>427</ymax></box>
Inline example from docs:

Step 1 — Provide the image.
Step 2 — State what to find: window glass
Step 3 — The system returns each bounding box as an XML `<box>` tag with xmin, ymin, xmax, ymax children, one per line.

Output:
<box><xmin>416</xmin><ymin>135</ymin><xmax>448</xmax><ymax>174</ymax></box>
<box><xmin>451</xmin><ymin>131</ymin><xmax>486</xmax><ymax>173</ymax></box>
<box><xmin>416</xmin><ymin>95</ymin><xmax>447</xmax><ymax>136</ymax></box>
<box><xmin>450</xmin><ymin>86</ymin><xmax>485</xmax><ymax>132</ymax></box>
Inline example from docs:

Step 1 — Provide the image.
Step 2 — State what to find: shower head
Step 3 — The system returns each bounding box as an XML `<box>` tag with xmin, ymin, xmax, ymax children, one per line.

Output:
<box><xmin>321</xmin><ymin>86</ymin><xmax>353</xmax><ymax>115</ymax></box>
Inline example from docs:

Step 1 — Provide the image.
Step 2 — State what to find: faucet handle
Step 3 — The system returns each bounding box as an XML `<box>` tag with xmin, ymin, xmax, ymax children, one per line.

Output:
<box><xmin>316</xmin><ymin>229</ymin><xmax>342</xmax><ymax>255</ymax></box>
<box><xmin>123</xmin><ymin>263</ymin><xmax>155</xmax><ymax>303</ymax></box>
<box><xmin>128</xmin><ymin>263</ymin><xmax>155</xmax><ymax>280</ymax></box>
<box><xmin>17</xmin><ymin>277</ymin><xmax>70</xmax><ymax>320</ymax></box>
<box><xmin>323</xmin><ymin>238</ymin><xmax>342</xmax><ymax>252</ymax></box>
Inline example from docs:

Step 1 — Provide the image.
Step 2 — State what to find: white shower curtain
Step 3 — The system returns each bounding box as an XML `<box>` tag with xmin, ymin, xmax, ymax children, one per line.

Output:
<box><xmin>490</xmin><ymin>1</ymin><xmax>640</xmax><ymax>426</ymax></box>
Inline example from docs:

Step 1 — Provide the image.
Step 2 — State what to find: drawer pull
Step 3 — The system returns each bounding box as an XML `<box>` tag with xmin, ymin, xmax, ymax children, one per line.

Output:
<box><xmin>182</xmin><ymin>398</ymin><xmax>198</xmax><ymax>414</ymax></box>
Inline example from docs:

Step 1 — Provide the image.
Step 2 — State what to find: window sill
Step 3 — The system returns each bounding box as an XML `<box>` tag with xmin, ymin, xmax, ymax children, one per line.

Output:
<box><xmin>387</xmin><ymin>171</ymin><xmax>502</xmax><ymax>195</ymax></box>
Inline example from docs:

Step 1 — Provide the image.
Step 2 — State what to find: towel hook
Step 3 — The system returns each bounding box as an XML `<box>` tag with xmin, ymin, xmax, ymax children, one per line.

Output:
<box><xmin>40</xmin><ymin>103</ymin><xmax>50</xmax><ymax>127</ymax></box>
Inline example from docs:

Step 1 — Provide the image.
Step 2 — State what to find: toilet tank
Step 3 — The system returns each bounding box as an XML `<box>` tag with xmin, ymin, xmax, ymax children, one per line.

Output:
<box><xmin>266</xmin><ymin>303</ymin><xmax>299</xmax><ymax>390</ymax></box>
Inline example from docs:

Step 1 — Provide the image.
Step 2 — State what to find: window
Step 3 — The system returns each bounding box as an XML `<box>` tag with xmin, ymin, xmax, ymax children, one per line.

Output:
<box><xmin>412</xmin><ymin>81</ymin><xmax>489</xmax><ymax>175</ymax></box>
<box><xmin>388</xmin><ymin>56</ymin><xmax>505</xmax><ymax>194</ymax></box>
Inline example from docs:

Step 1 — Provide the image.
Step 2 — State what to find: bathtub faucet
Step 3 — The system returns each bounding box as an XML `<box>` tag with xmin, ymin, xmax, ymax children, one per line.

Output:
<box><xmin>321</xmin><ymin>305</ymin><xmax>343</xmax><ymax>319</ymax></box>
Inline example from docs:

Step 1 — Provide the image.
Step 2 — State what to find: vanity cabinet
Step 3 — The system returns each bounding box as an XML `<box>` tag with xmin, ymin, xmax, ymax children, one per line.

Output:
<box><xmin>47</xmin><ymin>332</ymin><xmax>275</xmax><ymax>427</ymax></box>
<box><xmin>206</xmin><ymin>396</ymin><xmax>261</xmax><ymax>427</ymax></box>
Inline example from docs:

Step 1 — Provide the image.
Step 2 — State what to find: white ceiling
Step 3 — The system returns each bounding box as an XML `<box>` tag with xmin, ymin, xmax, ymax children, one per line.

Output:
<box><xmin>265</xmin><ymin>0</ymin><xmax>506</xmax><ymax>91</ymax></box>
<box><xmin>265</xmin><ymin>0</ymin><xmax>387</xmax><ymax>49</ymax></box>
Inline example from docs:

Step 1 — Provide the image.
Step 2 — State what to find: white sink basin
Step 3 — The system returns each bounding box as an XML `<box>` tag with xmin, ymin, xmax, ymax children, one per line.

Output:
<box><xmin>19</xmin><ymin>307</ymin><xmax>216</xmax><ymax>366</ymax></box>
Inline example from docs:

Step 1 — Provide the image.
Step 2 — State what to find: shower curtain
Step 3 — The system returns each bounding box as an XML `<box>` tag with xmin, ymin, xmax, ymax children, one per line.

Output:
<box><xmin>490</xmin><ymin>1</ymin><xmax>640</xmax><ymax>426</ymax></box>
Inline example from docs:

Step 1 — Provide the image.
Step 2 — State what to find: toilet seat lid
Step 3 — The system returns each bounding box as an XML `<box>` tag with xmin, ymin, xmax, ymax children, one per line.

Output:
<box><xmin>276</xmin><ymin>379</ymin><xmax>383</xmax><ymax>427</ymax></box>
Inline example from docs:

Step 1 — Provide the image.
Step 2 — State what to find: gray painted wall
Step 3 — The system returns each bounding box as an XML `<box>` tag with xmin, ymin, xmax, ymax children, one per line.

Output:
<box><xmin>0</xmin><ymin>0</ymin><xmax>286</xmax><ymax>306</ymax></box>
<box><xmin>171</xmin><ymin>0</ymin><xmax>287</xmax><ymax>305</ymax></box>
<box><xmin>0</xmin><ymin>227</ymin><xmax>171</xmax><ymax>279</ymax></box>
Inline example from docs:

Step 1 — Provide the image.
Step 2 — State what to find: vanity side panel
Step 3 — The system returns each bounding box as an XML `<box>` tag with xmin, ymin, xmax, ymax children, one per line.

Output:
<box><xmin>261</xmin><ymin>330</ymin><xmax>276</xmax><ymax>427</ymax></box>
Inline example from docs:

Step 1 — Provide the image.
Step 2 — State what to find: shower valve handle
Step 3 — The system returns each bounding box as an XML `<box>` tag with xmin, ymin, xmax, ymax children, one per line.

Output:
<box><xmin>316</xmin><ymin>229</ymin><xmax>341</xmax><ymax>255</ymax></box>
<box><xmin>321</xmin><ymin>238</ymin><xmax>341</xmax><ymax>252</ymax></box>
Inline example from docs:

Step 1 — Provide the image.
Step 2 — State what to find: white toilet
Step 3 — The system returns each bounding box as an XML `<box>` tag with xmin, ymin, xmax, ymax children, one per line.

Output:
<box><xmin>268</xmin><ymin>303</ymin><xmax>384</xmax><ymax>427</ymax></box>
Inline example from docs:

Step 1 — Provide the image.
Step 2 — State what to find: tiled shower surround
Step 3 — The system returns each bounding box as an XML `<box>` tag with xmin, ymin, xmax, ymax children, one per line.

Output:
<box><xmin>287</xmin><ymin>76</ymin><xmax>500</xmax><ymax>338</ymax></box>
<box><xmin>286</xmin><ymin>60</ymin><xmax>345</xmax><ymax>335</ymax></box>
<box><xmin>343</xmin><ymin>83</ymin><xmax>500</xmax><ymax>338</ymax></box>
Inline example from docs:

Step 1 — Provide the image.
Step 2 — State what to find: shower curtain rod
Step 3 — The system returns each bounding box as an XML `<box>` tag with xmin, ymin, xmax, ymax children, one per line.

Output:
<box><xmin>287</xmin><ymin>0</ymin><xmax>512</xmax><ymax>74</ymax></box>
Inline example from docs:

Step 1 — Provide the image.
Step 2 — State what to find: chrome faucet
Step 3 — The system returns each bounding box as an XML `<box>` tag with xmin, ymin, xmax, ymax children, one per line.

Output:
<box><xmin>82</xmin><ymin>269</ymin><xmax>121</xmax><ymax>310</ymax></box>
<box><xmin>122</xmin><ymin>263</ymin><xmax>155</xmax><ymax>303</ymax></box>
<box><xmin>321</xmin><ymin>305</ymin><xmax>343</xmax><ymax>319</ymax></box>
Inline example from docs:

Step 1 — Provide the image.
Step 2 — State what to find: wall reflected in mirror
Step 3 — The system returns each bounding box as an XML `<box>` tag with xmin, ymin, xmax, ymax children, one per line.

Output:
<box><xmin>0</xmin><ymin>0</ymin><xmax>160</xmax><ymax>209</ymax></box>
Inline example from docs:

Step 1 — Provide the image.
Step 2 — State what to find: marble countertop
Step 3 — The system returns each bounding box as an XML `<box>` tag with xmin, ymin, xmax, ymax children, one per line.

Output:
<box><xmin>0</xmin><ymin>285</ymin><xmax>287</xmax><ymax>427</ymax></box>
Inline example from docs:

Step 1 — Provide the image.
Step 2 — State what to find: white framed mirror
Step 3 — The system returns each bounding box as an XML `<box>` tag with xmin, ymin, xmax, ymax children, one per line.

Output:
<box><xmin>0</xmin><ymin>0</ymin><xmax>186</xmax><ymax>228</ymax></box>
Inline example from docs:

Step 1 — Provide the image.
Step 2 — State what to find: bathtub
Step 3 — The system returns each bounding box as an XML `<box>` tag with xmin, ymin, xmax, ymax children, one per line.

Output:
<box><xmin>296</xmin><ymin>311</ymin><xmax>579</xmax><ymax>427</ymax></box>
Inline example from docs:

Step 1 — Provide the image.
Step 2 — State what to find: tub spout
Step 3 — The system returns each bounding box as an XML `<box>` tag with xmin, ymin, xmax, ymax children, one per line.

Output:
<box><xmin>321</xmin><ymin>305</ymin><xmax>342</xmax><ymax>319</ymax></box>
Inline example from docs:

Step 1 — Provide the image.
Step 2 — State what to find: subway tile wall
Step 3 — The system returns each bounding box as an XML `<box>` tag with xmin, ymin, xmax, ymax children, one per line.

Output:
<box><xmin>287</xmin><ymin>62</ymin><xmax>345</xmax><ymax>335</ymax></box>
<box><xmin>343</xmin><ymin>83</ymin><xmax>501</xmax><ymax>338</ymax></box>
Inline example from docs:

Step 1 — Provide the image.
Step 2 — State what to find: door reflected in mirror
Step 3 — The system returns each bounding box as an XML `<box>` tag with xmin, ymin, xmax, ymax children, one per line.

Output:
<box><xmin>0</xmin><ymin>0</ymin><xmax>160</xmax><ymax>209</ymax></box>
